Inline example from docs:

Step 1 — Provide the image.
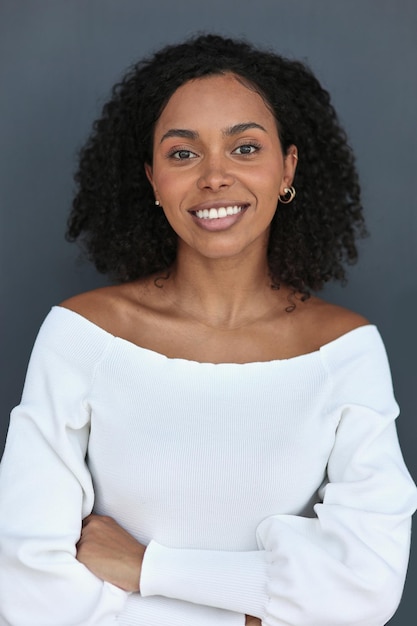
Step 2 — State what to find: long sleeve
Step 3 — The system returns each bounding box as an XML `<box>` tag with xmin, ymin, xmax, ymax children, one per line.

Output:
<box><xmin>139</xmin><ymin>328</ymin><xmax>417</xmax><ymax>625</ymax></box>
<box><xmin>0</xmin><ymin>308</ymin><xmax>245</xmax><ymax>626</ymax></box>
<box><xmin>0</xmin><ymin>312</ymin><xmax>128</xmax><ymax>625</ymax></box>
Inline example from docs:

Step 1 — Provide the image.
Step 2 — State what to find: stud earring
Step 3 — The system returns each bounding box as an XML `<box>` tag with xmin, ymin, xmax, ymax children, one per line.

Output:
<box><xmin>279</xmin><ymin>186</ymin><xmax>296</xmax><ymax>204</ymax></box>
<box><xmin>155</xmin><ymin>200</ymin><xmax>160</xmax><ymax>206</ymax></box>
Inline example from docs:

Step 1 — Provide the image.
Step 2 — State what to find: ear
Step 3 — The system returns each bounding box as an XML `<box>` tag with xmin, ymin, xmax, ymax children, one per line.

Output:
<box><xmin>280</xmin><ymin>145</ymin><xmax>298</xmax><ymax>193</ymax></box>
<box><xmin>144</xmin><ymin>162</ymin><xmax>154</xmax><ymax>186</ymax></box>
<box><xmin>145</xmin><ymin>163</ymin><xmax>161</xmax><ymax>206</ymax></box>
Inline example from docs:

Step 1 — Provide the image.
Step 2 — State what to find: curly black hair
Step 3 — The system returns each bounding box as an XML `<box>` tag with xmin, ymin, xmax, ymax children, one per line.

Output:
<box><xmin>67</xmin><ymin>33</ymin><xmax>367</xmax><ymax>294</ymax></box>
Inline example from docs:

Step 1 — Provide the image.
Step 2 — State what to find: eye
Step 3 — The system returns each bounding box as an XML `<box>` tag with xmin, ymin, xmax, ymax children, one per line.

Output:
<box><xmin>169</xmin><ymin>149</ymin><xmax>198</xmax><ymax>160</ymax></box>
<box><xmin>233</xmin><ymin>143</ymin><xmax>261</xmax><ymax>156</ymax></box>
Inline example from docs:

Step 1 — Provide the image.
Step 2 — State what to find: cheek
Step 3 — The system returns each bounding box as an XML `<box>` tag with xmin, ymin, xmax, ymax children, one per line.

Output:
<box><xmin>154</xmin><ymin>168</ymin><xmax>191</xmax><ymax>198</ymax></box>
<box><xmin>251</xmin><ymin>163</ymin><xmax>282</xmax><ymax>196</ymax></box>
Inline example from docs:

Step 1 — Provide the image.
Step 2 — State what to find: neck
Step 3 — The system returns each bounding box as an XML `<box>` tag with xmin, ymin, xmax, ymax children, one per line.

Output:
<box><xmin>156</xmin><ymin>244</ymin><xmax>286</xmax><ymax>329</ymax></box>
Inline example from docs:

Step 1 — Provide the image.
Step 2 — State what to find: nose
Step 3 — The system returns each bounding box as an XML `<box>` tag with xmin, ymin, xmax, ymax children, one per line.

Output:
<box><xmin>197</xmin><ymin>155</ymin><xmax>235</xmax><ymax>191</ymax></box>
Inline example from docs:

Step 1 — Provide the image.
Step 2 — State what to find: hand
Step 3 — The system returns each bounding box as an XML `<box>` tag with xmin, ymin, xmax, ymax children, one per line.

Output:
<box><xmin>76</xmin><ymin>514</ymin><xmax>146</xmax><ymax>592</ymax></box>
<box><xmin>245</xmin><ymin>617</ymin><xmax>262</xmax><ymax>626</ymax></box>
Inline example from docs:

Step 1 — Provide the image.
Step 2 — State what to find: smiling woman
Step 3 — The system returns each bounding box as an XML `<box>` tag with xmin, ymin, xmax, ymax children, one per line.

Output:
<box><xmin>0</xmin><ymin>34</ymin><xmax>416</xmax><ymax>626</ymax></box>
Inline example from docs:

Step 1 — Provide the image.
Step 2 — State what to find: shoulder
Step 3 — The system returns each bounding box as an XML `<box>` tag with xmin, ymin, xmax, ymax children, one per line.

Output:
<box><xmin>322</xmin><ymin>303</ymin><xmax>370</xmax><ymax>341</ymax></box>
<box><xmin>60</xmin><ymin>283</ymin><xmax>142</xmax><ymax>325</ymax></box>
<box><xmin>296</xmin><ymin>300</ymin><xmax>398</xmax><ymax>412</ymax></box>
<box><xmin>59</xmin><ymin>280</ymin><xmax>156</xmax><ymax>337</ymax></box>
<box><xmin>60</xmin><ymin>286</ymin><xmax>122</xmax><ymax>328</ymax></box>
<box><xmin>24</xmin><ymin>291</ymin><xmax>126</xmax><ymax>381</ymax></box>
<box><xmin>299</xmin><ymin>297</ymin><xmax>370</xmax><ymax>350</ymax></box>
<box><xmin>276</xmin><ymin>295</ymin><xmax>370</xmax><ymax>358</ymax></box>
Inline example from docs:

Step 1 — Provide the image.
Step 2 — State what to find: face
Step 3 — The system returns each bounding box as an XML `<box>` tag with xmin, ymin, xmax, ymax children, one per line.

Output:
<box><xmin>145</xmin><ymin>73</ymin><xmax>297</xmax><ymax>262</ymax></box>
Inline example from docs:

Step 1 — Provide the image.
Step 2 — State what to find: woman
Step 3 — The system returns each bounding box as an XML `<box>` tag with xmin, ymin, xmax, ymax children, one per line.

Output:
<box><xmin>0</xmin><ymin>34</ymin><xmax>415</xmax><ymax>626</ymax></box>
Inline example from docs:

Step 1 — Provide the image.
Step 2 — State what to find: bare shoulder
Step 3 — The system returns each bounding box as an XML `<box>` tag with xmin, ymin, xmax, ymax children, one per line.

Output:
<box><xmin>61</xmin><ymin>285</ymin><xmax>120</xmax><ymax>321</ymax></box>
<box><xmin>304</xmin><ymin>297</ymin><xmax>370</xmax><ymax>349</ymax></box>
<box><xmin>59</xmin><ymin>281</ymin><xmax>152</xmax><ymax>334</ymax></box>
<box><xmin>283</xmin><ymin>296</ymin><xmax>370</xmax><ymax>357</ymax></box>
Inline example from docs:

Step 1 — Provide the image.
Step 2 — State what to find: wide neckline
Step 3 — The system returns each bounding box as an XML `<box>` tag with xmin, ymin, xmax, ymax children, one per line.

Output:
<box><xmin>54</xmin><ymin>305</ymin><xmax>375</xmax><ymax>367</ymax></box>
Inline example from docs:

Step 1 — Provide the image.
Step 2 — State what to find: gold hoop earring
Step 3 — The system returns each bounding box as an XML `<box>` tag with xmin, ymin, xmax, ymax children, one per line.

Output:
<box><xmin>279</xmin><ymin>186</ymin><xmax>296</xmax><ymax>204</ymax></box>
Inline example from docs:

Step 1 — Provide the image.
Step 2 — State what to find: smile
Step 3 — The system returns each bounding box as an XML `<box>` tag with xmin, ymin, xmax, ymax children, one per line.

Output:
<box><xmin>194</xmin><ymin>205</ymin><xmax>245</xmax><ymax>220</ymax></box>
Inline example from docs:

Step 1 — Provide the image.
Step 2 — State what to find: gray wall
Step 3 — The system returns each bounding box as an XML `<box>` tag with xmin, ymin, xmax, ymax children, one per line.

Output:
<box><xmin>1</xmin><ymin>1</ymin><xmax>416</xmax><ymax>623</ymax></box>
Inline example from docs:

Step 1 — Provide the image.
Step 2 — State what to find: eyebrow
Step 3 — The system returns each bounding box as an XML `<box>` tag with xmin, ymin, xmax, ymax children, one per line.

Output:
<box><xmin>224</xmin><ymin>122</ymin><xmax>267</xmax><ymax>136</ymax></box>
<box><xmin>160</xmin><ymin>129</ymin><xmax>198</xmax><ymax>143</ymax></box>
<box><xmin>159</xmin><ymin>122</ymin><xmax>267</xmax><ymax>144</ymax></box>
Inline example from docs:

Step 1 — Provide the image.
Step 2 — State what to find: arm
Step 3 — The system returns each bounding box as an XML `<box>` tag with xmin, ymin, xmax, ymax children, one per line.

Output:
<box><xmin>76</xmin><ymin>406</ymin><xmax>415</xmax><ymax>626</ymax></box>
<box><xmin>135</xmin><ymin>329</ymin><xmax>417</xmax><ymax>625</ymax></box>
<box><xmin>0</xmin><ymin>312</ymin><xmax>128</xmax><ymax>625</ymax></box>
<box><xmin>0</xmin><ymin>309</ymin><xmax>245</xmax><ymax>626</ymax></box>
<box><xmin>77</xmin><ymin>515</ymin><xmax>257</xmax><ymax>624</ymax></box>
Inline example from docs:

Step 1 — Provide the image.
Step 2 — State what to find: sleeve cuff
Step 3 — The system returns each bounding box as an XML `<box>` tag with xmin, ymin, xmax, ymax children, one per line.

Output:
<box><xmin>140</xmin><ymin>540</ymin><xmax>267</xmax><ymax>618</ymax></box>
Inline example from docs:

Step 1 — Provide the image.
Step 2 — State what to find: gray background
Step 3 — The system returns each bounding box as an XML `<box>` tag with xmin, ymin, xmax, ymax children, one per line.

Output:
<box><xmin>0</xmin><ymin>1</ymin><xmax>416</xmax><ymax>623</ymax></box>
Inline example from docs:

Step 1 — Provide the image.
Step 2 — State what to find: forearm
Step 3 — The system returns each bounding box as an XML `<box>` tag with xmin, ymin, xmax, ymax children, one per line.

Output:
<box><xmin>76</xmin><ymin>515</ymin><xmax>251</xmax><ymax>625</ymax></box>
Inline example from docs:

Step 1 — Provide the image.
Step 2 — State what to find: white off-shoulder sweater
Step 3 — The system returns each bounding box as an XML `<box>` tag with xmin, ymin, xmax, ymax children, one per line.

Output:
<box><xmin>0</xmin><ymin>306</ymin><xmax>416</xmax><ymax>626</ymax></box>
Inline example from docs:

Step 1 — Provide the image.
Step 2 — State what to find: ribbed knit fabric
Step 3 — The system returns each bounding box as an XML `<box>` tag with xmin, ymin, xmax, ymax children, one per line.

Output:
<box><xmin>0</xmin><ymin>306</ymin><xmax>416</xmax><ymax>626</ymax></box>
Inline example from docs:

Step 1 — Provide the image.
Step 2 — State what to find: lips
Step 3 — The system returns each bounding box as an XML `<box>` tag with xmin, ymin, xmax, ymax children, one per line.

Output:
<box><xmin>188</xmin><ymin>202</ymin><xmax>249</xmax><ymax>231</ymax></box>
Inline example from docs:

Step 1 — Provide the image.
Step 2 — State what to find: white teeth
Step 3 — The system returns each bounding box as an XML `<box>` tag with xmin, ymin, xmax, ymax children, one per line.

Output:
<box><xmin>195</xmin><ymin>205</ymin><xmax>243</xmax><ymax>219</ymax></box>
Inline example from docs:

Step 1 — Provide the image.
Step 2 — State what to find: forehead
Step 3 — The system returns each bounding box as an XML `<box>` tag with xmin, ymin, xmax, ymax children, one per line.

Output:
<box><xmin>154</xmin><ymin>73</ymin><xmax>277</xmax><ymax>136</ymax></box>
